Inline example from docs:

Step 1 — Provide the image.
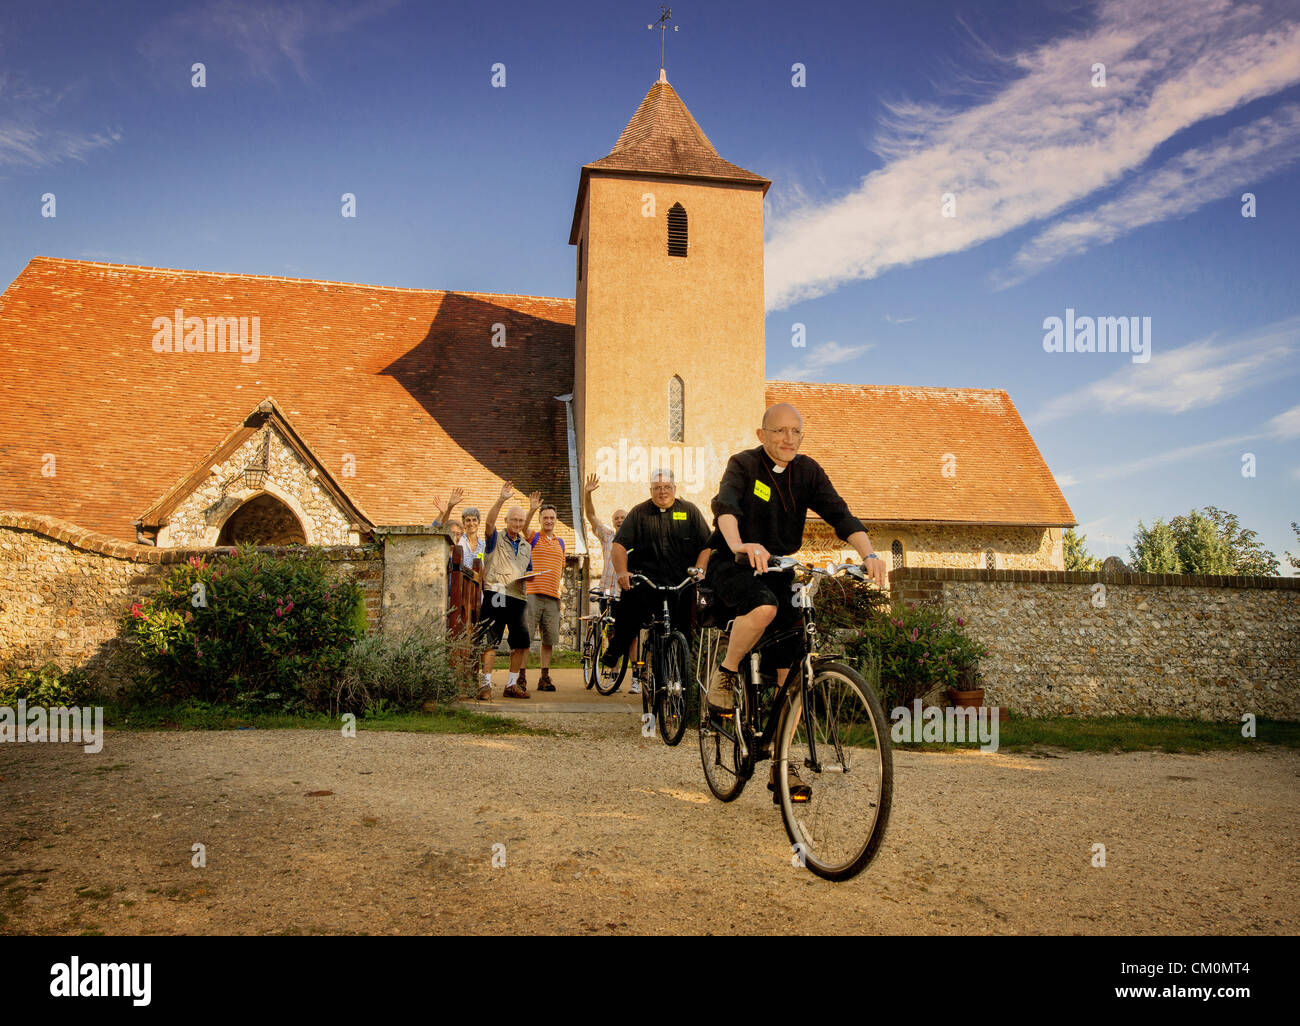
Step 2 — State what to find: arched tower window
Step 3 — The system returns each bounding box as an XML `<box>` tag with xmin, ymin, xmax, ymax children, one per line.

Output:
<box><xmin>667</xmin><ymin>203</ymin><xmax>688</xmax><ymax>257</ymax></box>
<box><xmin>669</xmin><ymin>375</ymin><xmax>684</xmax><ymax>442</ymax></box>
<box><xmin>891</xmin><ymin>539</ymin><xmax>904</xmax><ymax>569</ymax></box>
<box><xmin>985</xmin><ymin>549</ymin><xmax>997</xmax><ymax>570</ymax></box>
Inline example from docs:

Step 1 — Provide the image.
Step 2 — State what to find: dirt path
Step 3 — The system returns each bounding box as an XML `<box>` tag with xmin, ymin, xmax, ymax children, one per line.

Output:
<box><xmin>2</xmin><ymin>701</ymin><xmax>1297</xmax><ymax>935</ymax></box>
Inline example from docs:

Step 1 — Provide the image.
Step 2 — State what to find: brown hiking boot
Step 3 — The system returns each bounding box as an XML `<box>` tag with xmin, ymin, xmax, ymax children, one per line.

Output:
<box><xmin>503</xmin><ymin>683</ymin><xmax>530</xmax><ymax>699</ymax></box>
<box><xmin>517</xmin><ymin>668</ymin><xmax>528</xmax><ymax>691</ymax></box>
<box><xmin>769</xmin><ymin>762</ymin><xmax>812</xmax><ymax>804</ymax></box>
<box><xmin>537</xmin><ymin>671</ymin><xmax>555</xmax><ymax>692</ymax></box>
<box><xmin>706</xmin><ymin>666</ymin><xmax>739</xmax><ymax>719</ymax></box>
<box><xmin>476</xmin><ymin>686</ymin><xmax>492</xmax><ymax>701</ymax></box>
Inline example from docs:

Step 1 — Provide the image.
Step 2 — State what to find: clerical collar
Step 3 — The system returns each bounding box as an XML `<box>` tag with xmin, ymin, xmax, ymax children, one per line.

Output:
<box><xmin>761</xmin><ymin>447</ymin><xmax>790</xmax><ymax>473</ymax></box>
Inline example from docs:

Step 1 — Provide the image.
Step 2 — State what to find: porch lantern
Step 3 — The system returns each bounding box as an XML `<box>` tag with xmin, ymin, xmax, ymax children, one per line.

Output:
<box><xmin>238</xmin><ymin>430</ymin><xmax>271</xmax><ymax>491</ymax></box>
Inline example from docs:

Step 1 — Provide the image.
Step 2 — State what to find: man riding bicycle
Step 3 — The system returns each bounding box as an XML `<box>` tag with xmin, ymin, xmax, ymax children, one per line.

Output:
<box><xmin>602</xmin><ymin>468</ymin><xmax>711</xmax><ymax>691</ymax></box>
<box><xmin>703</xmin><ymin>402</ymin><xmax>888</xmax><ymax>799</ymax></box>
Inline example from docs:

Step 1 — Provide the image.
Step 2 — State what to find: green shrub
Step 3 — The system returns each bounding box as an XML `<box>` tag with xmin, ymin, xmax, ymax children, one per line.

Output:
<box><xmin>302</xmin><ymin>622</ymin><xmax>471</xmax><ymax>716</ymax></box>
<box><xmin>842</xmin><ymin>601</ymin><xmax>987</xmax><ymax>709</ymax></box>
<box><xmin>0</xmin><ymin>662</ymin><xmax>94</xmax><ymax>707</ymax></box>
<box><xmin>120</xmin><ymin>544</ymin><xmax>365</xmax><ymax>711</ymax></box>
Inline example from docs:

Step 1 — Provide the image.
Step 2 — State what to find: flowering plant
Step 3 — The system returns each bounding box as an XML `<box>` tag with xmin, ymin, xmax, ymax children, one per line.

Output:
<box><xmin>120</xmin><ymin>542</ymin><xmax>365</xmax><ymax>709</ymax></box>
<box><xmin>843</xmin><ymin>600</ymin><xmax>987</xmax><ymax>708</ymax></box>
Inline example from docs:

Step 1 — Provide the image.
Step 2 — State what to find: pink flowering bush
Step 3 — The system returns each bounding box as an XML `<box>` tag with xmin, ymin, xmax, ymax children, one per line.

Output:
<box><xmin>120</xmin><ymin>543</ymin><xmax>365</xmax><ymax>710</ymax></box>
<box><xmin>843</xmin><ymin>601</ymin><xmax>988</xmax><ymax>708</ymax></box>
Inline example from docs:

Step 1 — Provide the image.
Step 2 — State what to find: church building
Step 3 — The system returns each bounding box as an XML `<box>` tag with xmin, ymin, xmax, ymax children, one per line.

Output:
<box><xmin>0</xmin><ymin>72</ymin><xmax>1075</xmax><ymax>637</ymax></box>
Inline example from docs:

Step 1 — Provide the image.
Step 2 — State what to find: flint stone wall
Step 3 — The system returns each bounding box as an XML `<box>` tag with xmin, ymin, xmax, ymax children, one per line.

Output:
<box><xmin>889</xmin><ymin>566</ymin><xmax>1300</xmax><ymax>720</ymax></box>
<box><xmin>0</xmin><ymin>512</ymin><xmax>384</xmax><ymax>690</ymax></box>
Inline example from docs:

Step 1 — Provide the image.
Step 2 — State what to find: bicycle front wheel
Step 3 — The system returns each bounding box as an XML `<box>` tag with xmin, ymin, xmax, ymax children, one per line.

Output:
<box><xmin>776</xmin><ymin>661</ymin><xmax>892</xmax><ymax>881</ymax></box>
<box><xmin>582</xmin><ymin>619</ymin><xmax>603</xmax><ymax>690</ymax></box>
<box><xmin>655</xmin><ymin>631</ymin><xmax>692</xmax><ymax>747</ymax></box>
<box><xmin>697</xmin><ymin>631</ymin><xmax>746</xmax><ymax>801</ymax></box>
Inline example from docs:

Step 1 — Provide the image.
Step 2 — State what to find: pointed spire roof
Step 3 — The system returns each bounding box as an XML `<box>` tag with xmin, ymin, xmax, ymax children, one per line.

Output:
<box><xmin>569</xmin><ymin>77</ymin><xmax>769</xmax><ymax>243</ymax></box>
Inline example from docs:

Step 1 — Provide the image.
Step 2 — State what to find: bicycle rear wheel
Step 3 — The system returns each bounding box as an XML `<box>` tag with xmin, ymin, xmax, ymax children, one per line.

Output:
<box><xmin>593</xmin><ymin>621</ymin><xmax>627</xmax><ymax>696</ymax></box>
<box><xmin>775</xmin><ymin>660</ymin><xmax>892</xmax><ymax>881</ymax></box>
<box><xmin>697</xmin><ymin>631</ymin><xmax>746</xmax><ymax>801</ymax></box>
<box><xmin>655</xmin><ymin>631</ymin><xmax>691</xmax><ymax>746</ymax></box>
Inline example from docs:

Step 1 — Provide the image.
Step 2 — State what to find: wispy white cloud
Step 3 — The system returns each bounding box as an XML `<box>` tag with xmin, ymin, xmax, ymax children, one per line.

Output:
<box><xmin>0</xmin><ymin>68</ymin><xmax>121</xmax><ymax>169</ymax></box>
<box><xmin>773</xmin><ymin>341</ymin><xmax>874</xmax><ymax>382</ymax></box>
<box><xmin>139</xmin><ymin>0</ymin><xmax>400</xmax><ymax>83</ymax></box>
<box><xmin>764</xmin><ymin>0</ymin><xmax>1300</xmax><ymax>310</ymax></box>
<box><xmin>993</xmin><ymin>104</ymin><xmax>1300</xmax><ymax>287</ymax></box>
<box><xmin>1031</xmin><ymin>317</ymin><xmax>1300</xmax><ymax>425</ymax></box>
<box><xmin>883</xmin><ymin>313</ymin><xmax>916</xmax><ymax>324</ymax></box>
<box><xmin>1087</xmin><ymin>432</ymin><xmax>1259</xmax><ymax>482</ymax></box>
<box><xmin>1268</xmin><ymin>404</ymin><xmax>1300</xmax><ymax>439</ymax></box>
<box><xmin>1055</xmin><ymin>473</ymin><xmax>1079</xmax><ymax>488</ymax></box>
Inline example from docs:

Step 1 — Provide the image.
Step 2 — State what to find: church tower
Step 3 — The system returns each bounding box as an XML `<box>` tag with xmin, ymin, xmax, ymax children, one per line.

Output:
<box><xmin>569</xmin><ymin>71</ymin><xmax>770</xmax><ymax>542</ymax></box>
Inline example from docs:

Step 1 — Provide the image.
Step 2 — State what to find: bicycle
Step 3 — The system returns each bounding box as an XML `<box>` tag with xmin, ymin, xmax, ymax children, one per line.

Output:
<box><xmin>626</xmin><ymin>571</ymin><xmax>699</xmax><ymax>747</ymax></box>
<box><xmin>696</xmin><ymin>555</ymin><xmax>893</xmax><ymax>881</ymax></box>
<box><xmin>580</xmin><ymin>587</ymin><xmax>628</xmax><ymax>695</ymax></box>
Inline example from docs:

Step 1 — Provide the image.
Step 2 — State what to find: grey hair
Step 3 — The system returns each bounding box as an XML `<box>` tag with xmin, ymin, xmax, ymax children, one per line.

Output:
<box><xmin>461</xmin><ymin>507</ymin><xmax>481</xmax><ymax>519</ymax></box>
<box><xmin>650</xmin><ymin>468</ymin><xmax>675</xmax><ymax>484</ymax></box>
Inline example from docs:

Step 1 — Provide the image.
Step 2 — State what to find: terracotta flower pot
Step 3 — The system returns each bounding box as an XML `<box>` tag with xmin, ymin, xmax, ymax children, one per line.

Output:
<box><xmin>947</xmin><ymin>688</ymin><xmax>985</xmax><ymax>708</ymax></box>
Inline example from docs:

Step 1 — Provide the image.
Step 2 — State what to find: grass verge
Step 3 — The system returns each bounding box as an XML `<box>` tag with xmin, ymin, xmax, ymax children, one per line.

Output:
<box><xmin>99</xmin><ymin>700</ymin><xmax>550</xmax><ymax>736</ymax></box>
<box><xmin>890</xmin><ymin>715</ymin><xmax>1300</xmax><ymax>754</ymax></box>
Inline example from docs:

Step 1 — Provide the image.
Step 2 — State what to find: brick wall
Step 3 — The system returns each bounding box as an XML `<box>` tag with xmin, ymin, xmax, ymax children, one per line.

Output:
<box><xmin>889</xmin><ymin>566</ymin><xmax>1300</xmax><ymax>720</ymax></box>
<box><xmin>0</xmin><ymin>512</ymin><xmax>383</xmax><ymax>690</ymax></box>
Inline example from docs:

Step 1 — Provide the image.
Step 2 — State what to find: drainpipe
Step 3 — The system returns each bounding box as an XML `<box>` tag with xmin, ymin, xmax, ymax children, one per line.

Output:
<box><xmin>555</xmin><ymin>393</ymin><xmax>587</xmax><ymax>555</ymax></box>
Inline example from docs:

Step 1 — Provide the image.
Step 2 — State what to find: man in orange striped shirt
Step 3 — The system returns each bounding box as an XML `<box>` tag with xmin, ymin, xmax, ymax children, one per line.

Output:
<box><xmin>523</xmin><ymin>503</ymin><xmax>566</xmax><ymax>691</ymax></box>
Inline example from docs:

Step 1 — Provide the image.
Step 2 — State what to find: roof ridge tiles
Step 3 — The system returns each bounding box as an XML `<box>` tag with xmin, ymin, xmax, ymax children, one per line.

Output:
<box><xmin>23</xmin><ymin>256</ymin><xmax>576</xmax><ymax>305</ymax></box>
<box><xmin>769</xmin><ymin>379</ymin><xmax>1010</xmax><ymax>397</ymax></box>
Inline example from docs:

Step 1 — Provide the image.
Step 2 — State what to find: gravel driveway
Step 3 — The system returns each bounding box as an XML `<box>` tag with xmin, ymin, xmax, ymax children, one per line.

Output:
<box><xmin>1</xmin><ymin>705</ymin><xmax>1296</xmax><ymax>935</ymax></box>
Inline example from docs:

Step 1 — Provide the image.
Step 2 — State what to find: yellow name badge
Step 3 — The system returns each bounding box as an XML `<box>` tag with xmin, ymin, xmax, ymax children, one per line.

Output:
<box><xmin>753</xmin><ymin>480</ymin><xmax>771</xmax><ymax>502</ymax></box>
<box><xmin>672</xmin><ymin>511</ymin><xmax>687</xmax><ymax>521</ymax></box>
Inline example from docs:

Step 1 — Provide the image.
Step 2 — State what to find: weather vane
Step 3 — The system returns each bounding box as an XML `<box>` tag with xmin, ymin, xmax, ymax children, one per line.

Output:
<box><xmin>649</xmin><ymin>6</ymin><xmax>677</xmax><ymax>77</ymax></box>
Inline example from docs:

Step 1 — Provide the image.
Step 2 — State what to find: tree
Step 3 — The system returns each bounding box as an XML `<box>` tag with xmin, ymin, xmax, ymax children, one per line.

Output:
<box><xmin>1173</xmin><ymin>506</ymin><xmax>1278</xmax><ymax>576</ymax></box>
<box><xmin>1287</xmin><ymin>522</ymin><xmax>1300</xmax><ymax>572</ymax></box>
<box><xmin>1171</xmin><ymin>509</ymin><xmax>1232</xmax><ymax>574</ymax></box>
<box><xmin>1063</xmin><ymin>528</ymin><xmax>1101</xmax><ymax>571</ymax></box>
<box><xmin>1129</xmin><ymin>519</ymin><xmax>1180</xmax><ymax>573</ymax></box>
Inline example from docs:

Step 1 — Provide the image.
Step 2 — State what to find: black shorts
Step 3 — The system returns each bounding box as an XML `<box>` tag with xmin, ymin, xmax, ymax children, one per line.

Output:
<box><xmin>474</xmin><ymin>592</ymin><xmax>530</xmax><ymax>651</ymax></box>
<box><xmin>704</xmin><ymin>549</ymin><xmax>802</xmax><ymax>669</ymax></box>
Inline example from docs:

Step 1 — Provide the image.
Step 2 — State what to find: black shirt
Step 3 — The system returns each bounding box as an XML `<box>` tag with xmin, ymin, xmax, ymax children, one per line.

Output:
<box><xmin>708</xmin><ymin>445</ymin><xmax>867</xmax><ymax>556</ymax></box>
<box><xmin>612</xmin><ymin>497</ymin><xmax>711</xmax><ymax>586</ymax></box>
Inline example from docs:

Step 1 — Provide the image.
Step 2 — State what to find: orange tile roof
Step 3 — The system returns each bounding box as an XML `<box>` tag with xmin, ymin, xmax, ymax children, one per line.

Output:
<box><xmin>569</xmin><ymin>78</ymin><xmax>769</xmax><ymax>243</ymax></box>
<box><xmin>766</xmin><ymin>381</ymin><xmax>1076</xmax><ymax>526</ymax></box>
<box><xmin>0</xmin><ymin>257</ymin><xmax>579</xmax><ymax>545</ymax></box>
<box><xmin>0</xmin><ymin>258</ymin><xmax>1073</xmax><ymax>547</ymax></box>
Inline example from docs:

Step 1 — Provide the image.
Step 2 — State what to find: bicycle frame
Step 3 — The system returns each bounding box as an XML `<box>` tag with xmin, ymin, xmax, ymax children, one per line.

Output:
<box><xmin>630</xmin><ymin>576</ymin><xmax>692</xmax><ymax>695</ymax></box>
<box><xmin>705</xmin><ymin>563</ymin><xmax>877</xmax><ymax>776</ymax></box>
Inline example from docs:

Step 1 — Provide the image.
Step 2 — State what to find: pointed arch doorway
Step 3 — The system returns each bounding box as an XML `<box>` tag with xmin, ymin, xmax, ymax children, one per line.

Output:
<box><xmin>216</xmin><ymin>492</ymin><xmax>308</xmax><ymax>546</ymax></box>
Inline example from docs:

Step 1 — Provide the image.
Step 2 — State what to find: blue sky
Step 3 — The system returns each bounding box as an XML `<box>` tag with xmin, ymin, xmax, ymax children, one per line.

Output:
<box><xmin>1</xmin><ymin>0</ymin><xmax>1297</xmax><ymax>569</ymax></box>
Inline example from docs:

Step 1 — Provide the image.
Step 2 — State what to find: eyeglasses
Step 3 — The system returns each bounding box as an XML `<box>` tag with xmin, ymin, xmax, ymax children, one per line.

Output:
<box><xmin>763</xmin><ymin>427</ymin><xmax>803</xmax><ymax>439</ymax></box>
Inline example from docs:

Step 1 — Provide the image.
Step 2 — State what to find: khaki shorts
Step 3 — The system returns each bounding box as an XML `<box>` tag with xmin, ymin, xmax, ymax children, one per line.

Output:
<box><xmin>526</xmin><ymin>593</ymin><xmax>561</xmax><ymax>647</ymax></box>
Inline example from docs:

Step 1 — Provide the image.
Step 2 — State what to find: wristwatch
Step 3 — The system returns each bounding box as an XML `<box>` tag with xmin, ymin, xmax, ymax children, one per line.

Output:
<box><xmin>864</xmin><ymin>553</ymin><xmax>879</xmax><ymax>560</ymax></box>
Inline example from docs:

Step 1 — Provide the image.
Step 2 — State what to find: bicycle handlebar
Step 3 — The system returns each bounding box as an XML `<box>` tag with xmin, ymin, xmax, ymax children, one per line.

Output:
<box><xmin>732</xmin><ymin>550</ymin><xmax>881</xmax><ymax>586</ymax></box>
<box><xmin>628</xmin><ymin>571</ymin><xmax>700</xmax><ymax>592</ymax></box>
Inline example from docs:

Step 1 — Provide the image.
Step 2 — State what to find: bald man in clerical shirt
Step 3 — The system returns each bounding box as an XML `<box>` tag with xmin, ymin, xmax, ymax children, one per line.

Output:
<box><xmin>702</xmin><ymin>402</ymin><xmax>888</xmax><ymax>801</ymax></box>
